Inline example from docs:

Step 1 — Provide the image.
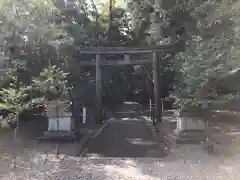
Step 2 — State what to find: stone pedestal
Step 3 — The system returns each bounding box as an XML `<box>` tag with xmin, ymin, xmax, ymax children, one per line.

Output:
<box><xmin>39</xmin><ymin>100</ymin><xmax>76</xmax><ymax>141</ymax></box>
<box><xmin>173</xmin><ymin>114</ymin><xmax>206</xmax><ymax>144</ymax></box>
<box><xmin>41</xmin><ymin>112</ymin><xmax>76</xmax><ymax>141</ymax></box>
<box><xmin>47</xmin><ymin>112</ymin><xmax>74</xmax><ymax>131</ymax></box>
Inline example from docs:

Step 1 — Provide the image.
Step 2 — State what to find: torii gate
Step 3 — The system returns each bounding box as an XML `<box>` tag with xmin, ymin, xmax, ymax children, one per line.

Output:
<box><xmin>77</xmin><ymin>41</ymin><xmax>184</xmax><ymax>123</ymax></box>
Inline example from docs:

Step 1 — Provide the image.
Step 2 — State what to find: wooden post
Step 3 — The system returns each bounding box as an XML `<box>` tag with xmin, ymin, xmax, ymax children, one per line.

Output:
<box><xmin>124</xmin><ymin>54</ymin><xmax>130</xmax><ymax>61</ymax></box>
<box><xmin>82</xmin><ymin>107</ymin><xmax>87</xmax><ymax>124</ymax></box>
<box><xmin>153</xmin><ymin>52</ymin><xmax>162</xmax><ymax>122</ymax></box>
<box><xmin>149</xmin><ymin>98</ymin><xmax>154</xmax><ymax>124</ymax></box>
<box><xmin>96</xmin><ymin>54</ymin><xmax>102</xmax><ymax>122</ymax></box>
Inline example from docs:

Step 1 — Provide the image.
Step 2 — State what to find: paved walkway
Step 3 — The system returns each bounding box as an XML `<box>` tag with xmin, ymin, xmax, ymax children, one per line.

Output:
<box><xmin>82</xmin><ymin>114</ymin><xmax>166</xmax><ymax>158</ymax></box>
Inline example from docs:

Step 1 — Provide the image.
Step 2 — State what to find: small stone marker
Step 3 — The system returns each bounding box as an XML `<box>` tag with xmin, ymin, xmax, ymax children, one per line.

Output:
<box><xmin>176</xmin><ymin>117</ymin><xmax>206</xmax><ymax>132</ymax></box>
<box><xmin>40</xmin><ymin>100</ymin><xmax>76</xmax><ymax>141</ymax></box>
<box><xmin>83</xmin><ymin>107</ymin><xmax>86</xmax><ymax>124</ymax></box>
<box><xmin>173</xmin><ymin>111</ymin><xmax>206</xmax><ymax>144</ymax></box>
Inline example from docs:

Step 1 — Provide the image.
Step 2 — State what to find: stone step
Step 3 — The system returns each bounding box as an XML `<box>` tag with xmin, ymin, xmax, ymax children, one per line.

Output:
<box><xmin>39</xmin><ymin>131</ymin><xmax>76</xmax><ymax>142</ymax></box>
<box><xmin>165</xmin><ymin>131</ymin><xmax>207</xmax><ymax>147</ymax></box>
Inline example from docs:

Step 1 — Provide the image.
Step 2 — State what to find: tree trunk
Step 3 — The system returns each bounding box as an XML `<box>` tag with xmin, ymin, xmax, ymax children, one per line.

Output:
<box><xmin>108</xmin><ymin>0</ymin><xmax>113</xmax><ymax>42</ymax></box>
<box><xmin>12</xmin><ymin>116</ymin><xmax>19</xmax><ymax>168</ymax></box>
<box><xmin>56</xmin><ymin>101</ymin><xmax>60</xmax><ymax>159</ymax></box>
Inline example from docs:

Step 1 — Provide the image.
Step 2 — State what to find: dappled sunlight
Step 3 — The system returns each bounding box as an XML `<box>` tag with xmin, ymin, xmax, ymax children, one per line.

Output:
<box><xmin>123</xmin><ymin>159</ymin><xmax>138</xmax><ymax>167</ymax></box>
<box><xmin>115</xmin><ymin>102</ymin><xmax>142</xmax><ymax>116</ymax></box>
<box><xmin>140</xmin><ymin>116</ymin><xmax>152</xmax><ymax>122</ymax></box>
<box><xmin>1</xmin><ymin>0</ymin><xmax>240</xmax><ymax>178</ymax></box>
<box><xmin>82</xmin><ymin>113</ymin><xmax>167</xmax><ymax>158</ymax></box>
<box><xmin>121</xmin><ymin>117</ymin><xmax>139</xmax><ymax>121</ymax></box>
<box><xmin>230</xmin><ymin>128</ymin><xmax>239</xmax><ymax>131</ymax></box>
<box><xmin>104</xmin><ymin>164</ymin><xmax>140</xmax><ymax>177</ymax></box>
<box><xmin>3</xmin><ymin>154</ymin><xmax>240</xmax><ymax>179</ymax></box>
<box><xmin>212</xmin><ymin>110</ymin><xmax>240</xmax><ymax>116</ymax></box>
<box><xmin>227</xmin><ymin>131</ymin><xmax>240</xmax><ymax>136</ymax></box>
<box><xmin>79</xmin><ymin>158</ymin><xmax>165</xmax><ymax>179</ymax></box>
<box><xmin>126</xmin><ymin>138</ymin><xmax>157</xmax><ymax>146</ymax></box>
<box><xmin>163</xmin><ymin>116</ymin><xmax>177</xmax><ymax>122</ymax></box>
<box><xmin>226</xmin><ymin>128</ymin><xmax>240</xmax><ymax>136</ymax></box>
<box><xmin>108</xmin><ymin>117</ymin><xmax>142</xmax><ymax>122</ymax></box>
<box><xmin>115</xmin><ymin>111</ymin><xmax>139</xmax><ymax>114</ymax></box>
<box><xmin>89</xmin><ymin>158</ymin><xmax>161</xmax><ymax>179</ymax></box>
<box><xmin>124</xmin><ymin>102</ymin><xmax>139</xmax><ymax>105</ymax></box>
<box><xmin>84</xmin><ymin>153</ymin><xmax>104</xmax><ymax>158</ymax></box>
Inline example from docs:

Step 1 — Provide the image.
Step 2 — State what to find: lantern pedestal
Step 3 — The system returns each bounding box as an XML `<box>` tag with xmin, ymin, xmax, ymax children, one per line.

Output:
<box><xmin>172</xmin><ymin>110</ymin><xmax>206</xmax><ymax>144</ymax></box>
<box><xmin>39</xmin><ymin>101</ymin><xmax>76</xmax><ymax>141</ymax></box>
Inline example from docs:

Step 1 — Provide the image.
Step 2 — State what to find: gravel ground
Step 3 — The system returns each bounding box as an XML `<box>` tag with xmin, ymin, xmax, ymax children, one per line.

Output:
<box><xmin>1</xmin><ymin>103</ymin><xmax>240</xmax><ymax>179</ymax></box>
<box><xmin>1</xmin><ymin>153</ymin><xmax>240</xmax><ymax>180</ymax></box>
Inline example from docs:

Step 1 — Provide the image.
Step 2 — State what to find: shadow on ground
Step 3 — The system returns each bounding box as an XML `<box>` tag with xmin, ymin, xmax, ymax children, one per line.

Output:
<box><xmin>0</xmin><ymin>155</ymin><xmax>167</xmax><ymax>180</ymax></box>
<box><xmin>2</xmin><ymin>103</ymin><xmax>240</xmax><ymax>179</ymax></box>
<box><xmin>82</xmin><ymin>103</ymin><xmax>167</xmax><ymax>158</ymax></box>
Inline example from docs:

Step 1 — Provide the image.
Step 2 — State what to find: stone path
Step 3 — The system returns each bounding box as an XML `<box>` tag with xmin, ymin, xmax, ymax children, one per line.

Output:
<box><xmin>82</xmin><ymin>116</ymin><xmax>166</xmax><ymax>158</ymax></box>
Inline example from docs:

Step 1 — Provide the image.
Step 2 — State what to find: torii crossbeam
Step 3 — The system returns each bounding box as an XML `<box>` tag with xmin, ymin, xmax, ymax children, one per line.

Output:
<box><xmin>77</xmin><ymin>41</ymin><xmax>185</xmax><ymax>123</ymax></box>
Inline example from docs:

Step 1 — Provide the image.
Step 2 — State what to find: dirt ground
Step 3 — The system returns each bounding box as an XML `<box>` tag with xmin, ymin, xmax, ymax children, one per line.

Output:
<box><xmin>0</xmin><ymin>118</ymin><xmax>103</xmax><ymax>177</ymax></box>
<box><xmin>160</xmin><ymin>109</ymin><xmax>240</xmax><ymax>158</ymax></box>
<box><xmin>1</xmin><ymin>107</ymin><xmax>240</xmax><ymax>179</ymax></box>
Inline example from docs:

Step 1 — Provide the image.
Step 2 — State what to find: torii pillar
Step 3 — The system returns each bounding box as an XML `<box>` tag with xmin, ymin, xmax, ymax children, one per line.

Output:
<box><xmin>96</xmin><ymin>53</ymin><xmax>102</xmax><ymax>122</ymax></box>
<box><xmin>153</xmin><ymin>52</ymin><xmax>162</xmax><ymax>122</ymax></box>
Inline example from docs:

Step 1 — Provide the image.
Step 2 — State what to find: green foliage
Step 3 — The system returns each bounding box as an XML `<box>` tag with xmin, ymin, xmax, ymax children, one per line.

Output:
<box><xmin>0</xmin><ymin>81</ymin><xmax>43</xmax><ymax>126</ymax></box>
<box><xmin>32</xmin><ymin>65</ymin><xmax>70</xmax><ymax>101</ymax></box>
<box><xmin>0</xmin><ymin>64</ymin><xmax>69</xmax><ymax>124</ymax></box>
<box><xmin>0</xmin><ymin>83</ymin><xmax>27</xmax><ymax>111</ymax></box>
<box><xmin>0</xmin><ymin>0</ymin><xmax>178</xmax><ymax>111</ymax></box>
<box><xmin>169</xmin><ymin>0</ymin><xmax>240</xmax><ymax>109</ymax></box>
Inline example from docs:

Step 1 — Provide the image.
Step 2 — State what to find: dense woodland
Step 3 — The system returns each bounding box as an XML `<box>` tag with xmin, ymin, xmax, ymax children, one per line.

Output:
<box><xmin>0</xmin><ymin>0</ymin><xmax>240</xmax><ymax>126</ymax></box>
